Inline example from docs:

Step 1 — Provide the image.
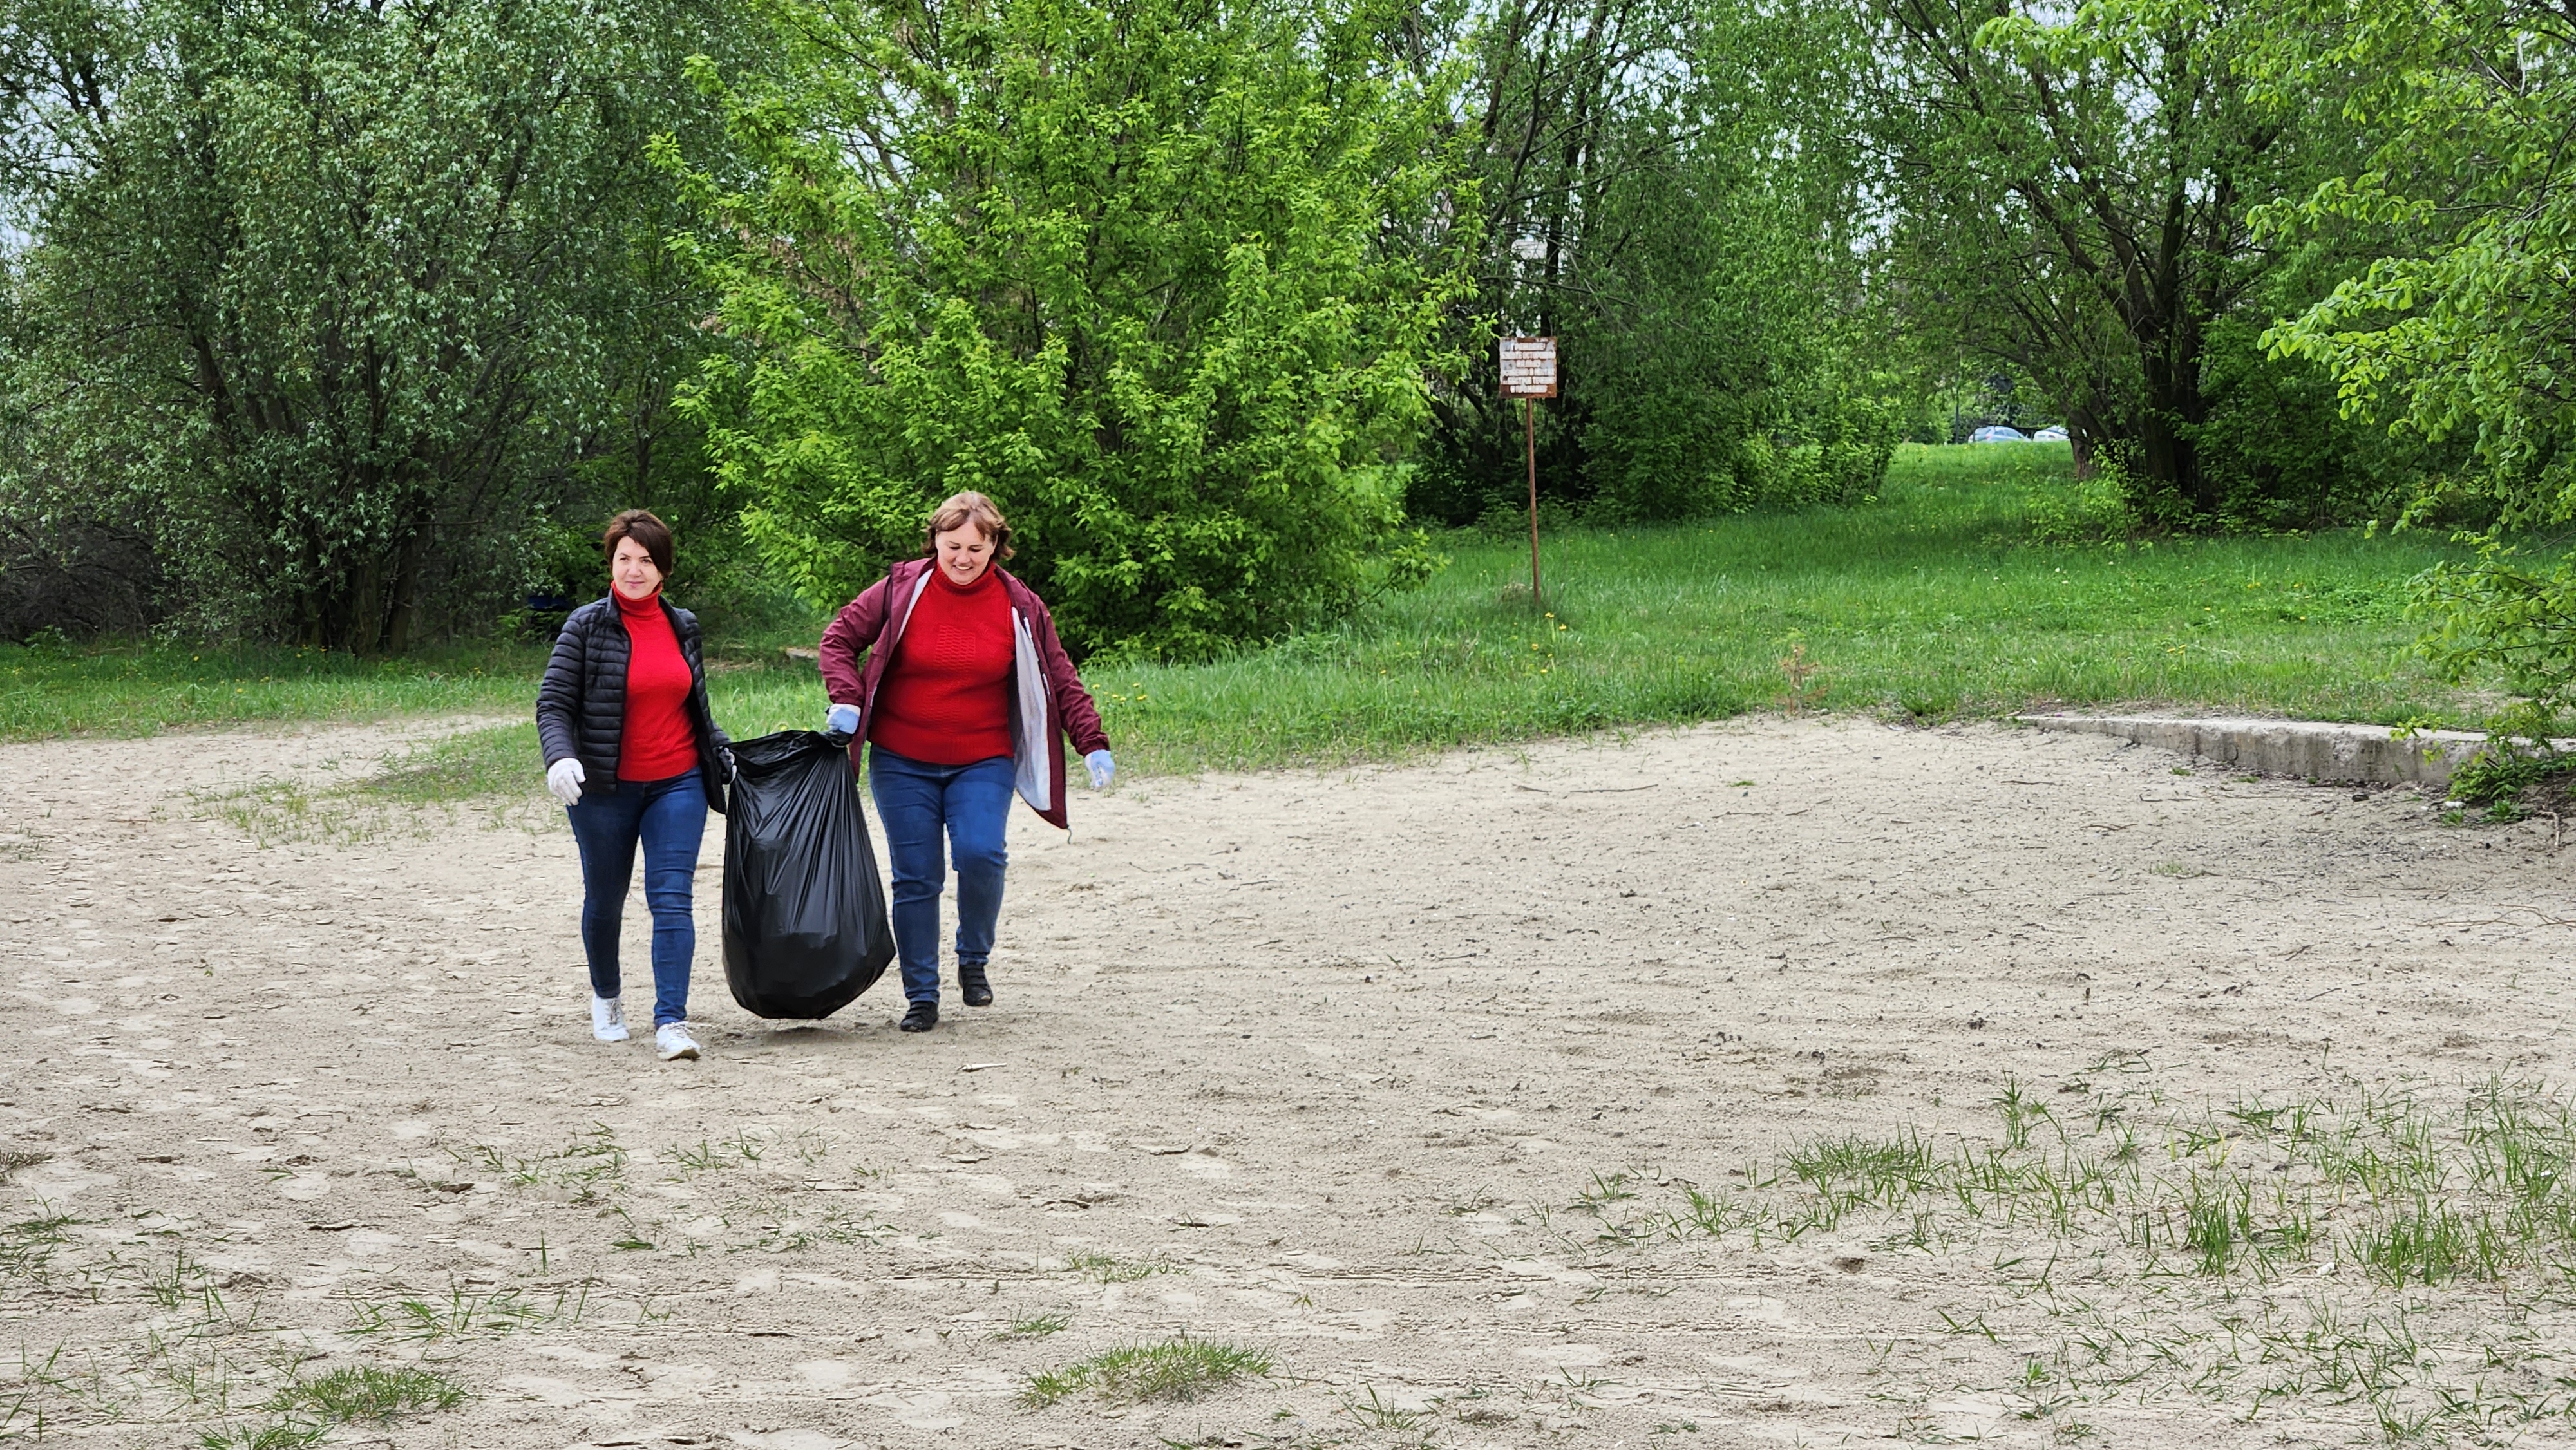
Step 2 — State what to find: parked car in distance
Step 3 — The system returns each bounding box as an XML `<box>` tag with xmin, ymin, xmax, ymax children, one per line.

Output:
<box><xmin>1968</xmin><ymin>425</ymin><xmax>2031</xmax><ymax>443</ymax></box>
<box><xmin>2032</xmin><ymin>425</ymin><xmax>2069</xmax><ymax>441</ymax></box>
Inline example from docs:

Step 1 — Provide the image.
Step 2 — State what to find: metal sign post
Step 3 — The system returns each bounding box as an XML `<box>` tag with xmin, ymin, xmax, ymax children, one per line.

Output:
<box><xmin>1499</xmin><ymin>336</ymin><xmax>1558</xmax><ymax>610</ymax></box>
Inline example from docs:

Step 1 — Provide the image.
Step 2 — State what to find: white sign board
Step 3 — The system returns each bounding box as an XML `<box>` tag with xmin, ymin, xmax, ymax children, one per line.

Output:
<box><xmin>1499</xmin><ymin>335</ymin><xmax>1558</xmax><ymax>398</ymax></box>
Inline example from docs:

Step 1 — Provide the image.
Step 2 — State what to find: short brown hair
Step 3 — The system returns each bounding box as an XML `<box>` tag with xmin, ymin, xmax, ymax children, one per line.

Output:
<box><xmin>603</xmin><ymin>509</ymin><xmax>674</xmax><ymax>577</ymax></box>
<box><xmin>925</xmin><ymin>491</ymin><xmax>1014</xmax><ymax>560</ymax></box>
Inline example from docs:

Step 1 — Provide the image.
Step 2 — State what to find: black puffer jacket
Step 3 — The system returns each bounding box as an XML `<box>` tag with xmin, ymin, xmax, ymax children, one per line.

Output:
<box><xmin>536</xmin><ymin>595</ymin><xmax>731</xmax><ymax>813</ymax></box>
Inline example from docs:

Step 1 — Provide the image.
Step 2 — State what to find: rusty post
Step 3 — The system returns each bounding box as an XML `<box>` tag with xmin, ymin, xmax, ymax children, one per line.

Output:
<box><xmin>1524</xmin><ymin>395</ymin><xmax>1542</xmax><ymax>611</ymax></box>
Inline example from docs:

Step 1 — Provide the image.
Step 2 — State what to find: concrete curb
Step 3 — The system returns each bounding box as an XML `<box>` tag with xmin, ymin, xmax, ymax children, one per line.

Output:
<box><xmin>2011</xmin><ymin>713</ymin><xmax>2517</xmax><ymax>789</ymax></box>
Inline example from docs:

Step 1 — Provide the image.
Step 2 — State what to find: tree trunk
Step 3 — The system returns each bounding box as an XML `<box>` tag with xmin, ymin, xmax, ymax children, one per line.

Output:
<box><xmin>2136</xmin><ymin>323</ymin><xmax>2211</xmax><ymax>514</ymax></box>
<box><xmin>383</xmin><ymin>523</ymin><xmax>432</xmax><ymax>655</ymax></box>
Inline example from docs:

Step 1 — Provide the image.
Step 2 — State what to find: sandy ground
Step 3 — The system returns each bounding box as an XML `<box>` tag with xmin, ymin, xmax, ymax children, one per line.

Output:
<box><xmin>5</xmin><ymin>715</ymin><xmax>2575</xmax><ymax>1448</ymax></box>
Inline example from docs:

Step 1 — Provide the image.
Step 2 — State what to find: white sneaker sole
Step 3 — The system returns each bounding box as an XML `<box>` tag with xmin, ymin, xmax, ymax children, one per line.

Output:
<box><xmin>594</xmin><ymin>1025</ymin><xmax>629</xmax><ymax>1043</ymax></box>
<box><xmin>658</xmin><ymin>1038</ymin><xmax>699</xmax><ymax>1061</ymax></box>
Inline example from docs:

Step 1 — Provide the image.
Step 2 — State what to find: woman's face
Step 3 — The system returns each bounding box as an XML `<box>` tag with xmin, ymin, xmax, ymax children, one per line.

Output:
<box><xmin>934</xmin><ymin>525</ymin><xmax>995</xmax><ymax>588</ymax></box>
<box><xmin>611</xmin><ymin>537</ymin><xmax>663</xmax><ymax>601</ymax></box>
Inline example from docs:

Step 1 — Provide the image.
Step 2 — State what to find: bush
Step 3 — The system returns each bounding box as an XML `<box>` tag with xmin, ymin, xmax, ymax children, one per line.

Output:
<box><xmin>674</xmin><ymin>0</ymin><xmax>1466</xmax><ymax>661</ymax></box>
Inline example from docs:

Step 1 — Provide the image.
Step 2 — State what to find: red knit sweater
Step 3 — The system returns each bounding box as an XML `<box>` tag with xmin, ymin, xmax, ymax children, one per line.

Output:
<box><xmin>868</xmin><ymin>568</ymin><xmax>1013</xmax><ymax>764</ymax></box>
<box><xmin>616</xmin><ymin>589</ymin><xmax>699</xmax><ymax>782</ymax></box>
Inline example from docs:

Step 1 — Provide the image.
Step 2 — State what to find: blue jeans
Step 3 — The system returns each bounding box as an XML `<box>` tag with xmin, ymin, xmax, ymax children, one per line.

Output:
<box><xmin>566</xmin><ymin>769</ymin><xmax>706</xmax><ymax>1028</ymax></box>
<box><xmin>867</xmin><ymin>747</ymin><xmax>1013</xmax><ymax>1006</ymax></box>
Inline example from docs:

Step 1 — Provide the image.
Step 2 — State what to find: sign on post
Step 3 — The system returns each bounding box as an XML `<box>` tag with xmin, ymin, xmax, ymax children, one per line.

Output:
<box><xmin>1499</xmin><ymin>335</ymin><xmax>1558</xmax><ymax>398</ymax></box>
<box><xmin>1499</xmin><ymin>336</ymin><xmax>1557</xmax><ymax>609</ymax></box>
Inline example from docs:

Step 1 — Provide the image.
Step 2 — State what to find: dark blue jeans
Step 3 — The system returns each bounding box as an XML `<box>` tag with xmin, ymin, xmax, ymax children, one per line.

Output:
<box><xmin>566</xmin><ymin>769</ymin><xmax>706</xmax><ymax>1028</ymax></box>
<box><xmin>867</xmin><ymin>747</ymin><xmax>1013</xmax><ymax>1006</ymax></box>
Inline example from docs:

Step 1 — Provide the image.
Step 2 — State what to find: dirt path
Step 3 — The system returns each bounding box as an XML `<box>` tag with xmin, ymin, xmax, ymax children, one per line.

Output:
<box><xmin>5</xmin><ymin>716</ymin><xmax>2573</xmax><ymax>1447</ymax></box>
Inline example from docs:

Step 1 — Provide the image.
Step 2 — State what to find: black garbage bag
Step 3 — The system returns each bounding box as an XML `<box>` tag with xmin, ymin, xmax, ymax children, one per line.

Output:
<box><xmin>721</xmin><ymin>731</ymin><xmax>895</xmax><ymax>1019</ymax></box>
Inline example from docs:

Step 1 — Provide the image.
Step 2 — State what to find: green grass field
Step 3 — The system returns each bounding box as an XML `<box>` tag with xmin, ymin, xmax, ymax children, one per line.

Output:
<box><xmin>1094</xmin><ymin>442</ymin><xmax>2477</xmax><ymax>773</ymax></box>
<box><xmin>2</xmin><ymin>444</ymin><xmax>2490</xmax><ymax>811</ymax></box>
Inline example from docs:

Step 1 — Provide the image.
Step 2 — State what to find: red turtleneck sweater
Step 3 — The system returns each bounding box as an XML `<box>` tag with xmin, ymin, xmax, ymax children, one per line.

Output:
<box><xmin>867</xmin><ymin>567</ymin><xmax>1014</xmax><ymax>764</ymax></box>
<box><xmin>616</xmin><ymin>589</ymin><xmax>699</xmax><ymax>782</ymax></box>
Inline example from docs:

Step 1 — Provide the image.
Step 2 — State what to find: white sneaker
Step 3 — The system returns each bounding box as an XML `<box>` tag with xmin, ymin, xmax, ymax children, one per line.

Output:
<box><xmin>655</xmin><ymin>1022</ymin><xmax>701</xmax><ymax>1061</ymax></box>
<box><xmin>591</xmin><ymin>996</ymin><xmax>628</xmax><ymax>1043</ymax></box>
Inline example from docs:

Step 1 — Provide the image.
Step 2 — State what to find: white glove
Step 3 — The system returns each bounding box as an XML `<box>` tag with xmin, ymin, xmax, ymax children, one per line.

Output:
<box><xmin>824</xmin><ymin>704</ymin><xmax>860</xmax><ymax>740</ymax></box>
<box><xmin>546</xmin><ymin>758</ymin><xmax>585</xmax><ymax>807</ymax></box>
<box><xmin>1085</xmin><ymin>749</ymin><xmax>1114</xmax><ymax>789</ymax></box>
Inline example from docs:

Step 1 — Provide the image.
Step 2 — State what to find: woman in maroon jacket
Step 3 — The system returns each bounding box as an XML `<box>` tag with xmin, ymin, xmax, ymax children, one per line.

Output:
<box><xmin>817</xmin><ymin>493</ymin><xmax>1112</xmax><ymax>1033</ymax></box>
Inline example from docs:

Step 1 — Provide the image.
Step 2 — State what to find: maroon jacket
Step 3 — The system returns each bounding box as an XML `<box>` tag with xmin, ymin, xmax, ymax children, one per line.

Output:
<box><xmin>819</xmin><ymin>559</ymin><xmax>1110</xmax><ymax>831</ymax></box>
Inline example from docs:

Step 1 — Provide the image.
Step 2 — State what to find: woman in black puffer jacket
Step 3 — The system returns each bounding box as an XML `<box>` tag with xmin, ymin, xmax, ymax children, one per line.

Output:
<box><xmin>536</xmin><ymin>511</ymin><xmax>732</xmax><ymax>1062</ymax></box>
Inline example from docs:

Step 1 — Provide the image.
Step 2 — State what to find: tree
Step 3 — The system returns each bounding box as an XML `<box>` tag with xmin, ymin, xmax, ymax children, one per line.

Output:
<box><xmin>670</xmin><ymin>0</ymin><xmax>1470</xmax><ymax>659</ymax></box>
<box><xmin>1410</xmin><ymin>0</ymin><xmax>1893</xmax><ymax>527</ymax></box>
<box><xmin>1868</xmin><ymin>0</ymin><xmax>2327</xmax><ymax>514</ymax></box>
<box><xmin>0</xmin><ymin>0</ymin><xmax>743</xmax><ymax>649</ymax></box>
<box><xmin>2255</xmin><ymin>0</ymin><xmax>2576</xmax><ymax>719</ymax></box>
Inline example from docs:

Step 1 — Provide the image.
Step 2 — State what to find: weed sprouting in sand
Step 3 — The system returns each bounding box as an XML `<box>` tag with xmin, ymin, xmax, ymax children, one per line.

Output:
<box><xmin>344</xmin><ymin>1281</ymin><xmax>588</xmax><ymax>1342</ymax></box>
<box><xmin>0</xmin><ymin>1204</ymin><xmax>76</xmax><ymax>1282</ymax></box>
<box><xmin>1788</xmin><ymin>1132</ymin><xmax>1938</xmax><ymax>1217</ymax></box>
<box><xmin>1646</xmin><ymin>1075</ymin><xmax>2576</xmax><ymax>1444</ymax></box>
<box><xmin>195</xmin><ymin>1421</ymin><xmax>323</xmax><ymax>1450</ymax></box>
<box><xmin>726</xmin><ymin>1200</ymin><xmax>894</xmax><ymax>1254</ymax></box>
<box><xmin>1021</xmin><ymin>1337</ymin><xmax>1272</xmax><ymax>1408</ymax></box>
<box><xmin>658</xmin><ymin>1127</ymin><xmax>791</xmax><ymax>1180</ymax></box>
<box><xmin>194</xmin><ymin>1364</ymin><xmax>467</xmax><ymax>1448</ymax></box>
<box><xmin>996</xmin><ymin>1312</ymin><xmax>1071</xmax><ymax>1341</ymax></box>
<box><xmin>1341</xmin><ymin>1384</ymin><xmax>1434</xmax><ymax>1431</ymax></box>
<box><xmin>271</xmin><ymin>1365</ymin><xmax>465</xmax><ymax>1421</ymax></box>
<box><xmin>1065</xmin><ymin>1252</ymin><xmax>1177</xmax><ymax>1284</ymax></box>
<box><xmin>449</xmin><ymin>1125</ymin><xmax>627</xmax><ymax>1201</ymax></box>
<box><xmin>603</xmin><ymin>1206</ymin><xmax>656</xmax><ymax>1252</ymax></box>
<box><xmin>1664</xmin><ymin>1077</ymin><xmax>2576</xmax><ymax>1289</ymax></box>
<box><xmin>1575</xmin><ymin>1169</ymin><xmax>1638</xmax><ymax>1209</ymax></box>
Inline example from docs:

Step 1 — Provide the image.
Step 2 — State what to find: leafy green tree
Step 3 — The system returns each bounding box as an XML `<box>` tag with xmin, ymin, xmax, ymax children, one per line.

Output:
<box><xmin>1868</xmin><ymin>0</ymin><xmax>2363</xmax><ymax>516</ymax></box>
<box><xmin>0</xmin><ymin>0</ymin><xmax>741</xmax><ymax>649</ymax></box>
<box><xmin>670</xmin><ymin>0</ymin><xmax>1470</xmax><ymax>659</ymax></box>
<box><xmin>2254</xmin><ymin>0</ymin><xmax>2576</xmax><ymax>720</ymax></box>
<box><xmin>1412</xmin><ymin>0</ymin><xmax>1890</xmax><ymax>526</ymax></box>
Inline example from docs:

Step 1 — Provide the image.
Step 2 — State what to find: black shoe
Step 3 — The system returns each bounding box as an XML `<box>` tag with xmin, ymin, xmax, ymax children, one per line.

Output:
<box><xmin>900</xmin><ymin>1001</ymin><xmax>938</xmax><ymax>1033</ymax></box>
<box><xmin>959</xmin><ymin>963</ymin><xmax>994</xmax><ymax>1008</ymax></box>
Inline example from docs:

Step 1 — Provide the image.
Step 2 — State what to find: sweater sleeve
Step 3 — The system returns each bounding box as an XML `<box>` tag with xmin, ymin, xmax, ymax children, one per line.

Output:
<box><xmin>819</xmin><ymin>578</ymin><xmax>887</xmax><ymax>705</ymax></box>
<box><xmin>535</xmin><ymin>620</ymin><xmax>585</xmax><ymax>766</ymax></box>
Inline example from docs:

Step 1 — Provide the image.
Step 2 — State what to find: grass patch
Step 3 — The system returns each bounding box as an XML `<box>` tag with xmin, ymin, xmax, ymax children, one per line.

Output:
<box><xmin>1628</xmin><ymin>1074</ymin><xmax>2576</xmax><ymax>1443</ymax></box>
<box><xmin>185</xmin><ymin>661</ymin><xmax>835</xmax><ymax>842</ymax></box>
<box><xmin>1097</xmin><ymin>444</ymin><xmax>2481</xmax><ymax>773</ymax></box>
<box><xmin>1021</xmin><ymin>1337</ymin><xmax>1272</xmax><ymax>1408</ymax></box>
<box><xmin>9</xmin><ymin>444</ymin><xmax>2492</xmax><ymax>787</ymax></box>
<box><xmin>271</xmin><ymin>1364</ymin><xmax>466</xmax><ymax>1422</ymax></box>
<box><xmin>0</xmin><ymin>639</ymin><xmax>544</xmax><ymax>742</ymax></box>
<box><xmin>189</xmin><ymin>722</ymin><xmax>554</xmax><ymax>845</ymax></box>
<box><xmin>196</xmin><ymin>1364</ymin><xmax>467</xmax><ymax>1448</ymax></box>
<box><xmin>1667</xmin><ymin>1075</ymin><xmax>2576</xmax><ymax>1281</ymax></box>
